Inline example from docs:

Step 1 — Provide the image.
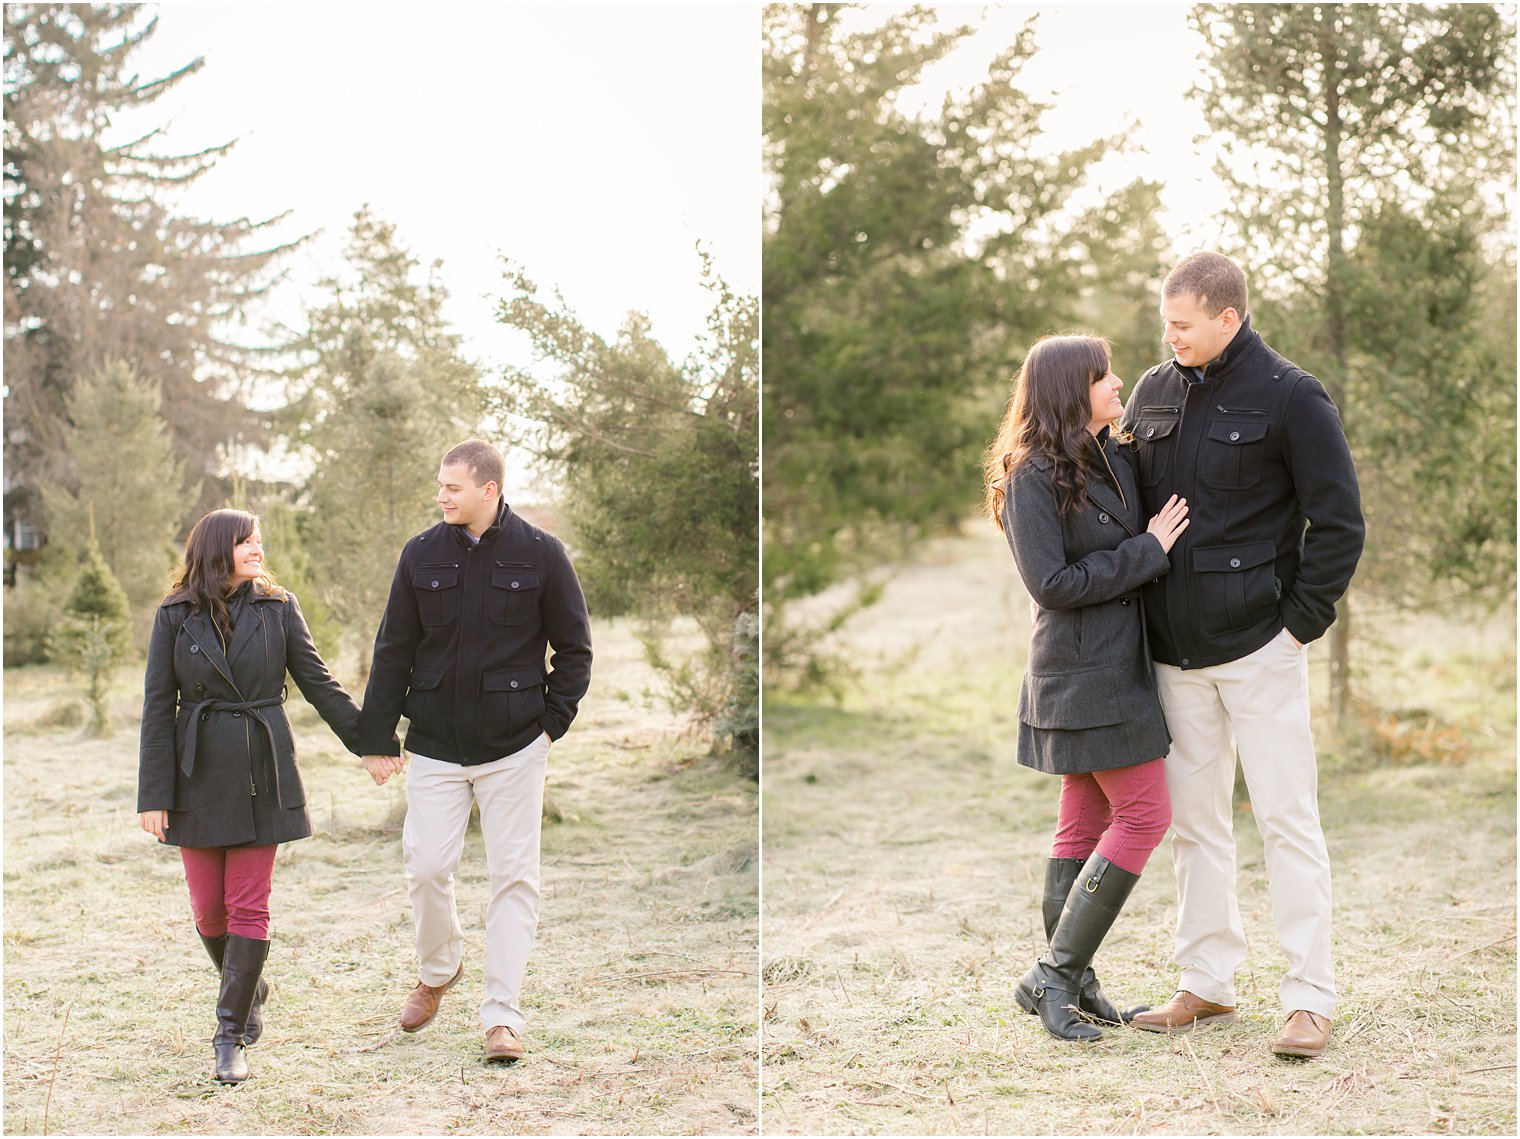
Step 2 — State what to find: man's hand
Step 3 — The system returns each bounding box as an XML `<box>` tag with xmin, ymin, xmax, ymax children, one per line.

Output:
<box><xmin>139</xmin><ymin>810</ymin><xmax>168</xmax><ymax>841</ymax></box>
<box><xmin>362</xmin><ymin>754</ymin><xmax>407</xmax><ymax>786</ymax></box>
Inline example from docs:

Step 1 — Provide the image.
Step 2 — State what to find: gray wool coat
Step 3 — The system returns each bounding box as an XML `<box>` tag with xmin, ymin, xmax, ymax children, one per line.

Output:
<box><xmin>138</xmin><ymin>584</ymin><xmax>376</xmax><ymax>848</ymax></box>
<box><xmin>1000</xmin><ymin>431</ymin><xmax>1174</xmax><ymax>775</ymax></box>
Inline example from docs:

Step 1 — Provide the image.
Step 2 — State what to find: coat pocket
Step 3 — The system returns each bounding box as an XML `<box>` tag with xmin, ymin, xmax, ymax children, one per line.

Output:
<box><xmin>481</xmin><ymin>668</ymin><xmax>546</xmax><ymax>749</ymax></box>
<box><xmin>487</xmin><ymin>568</ymin><xmax>541</xmax><ymax>626</ymax></box>
<box><xmin>403</xmin><ymin>669</ymin><xmax>444</xmax><ymax>723</ymax></box>
<box><xmin>1192</xmin><ymin>540</ymin><xmax>1278</xmax><ymax>634</ymax></box>
<box><xmin>1200</xmin><ymin>420</ymin><xmax>1269</xmax><ymax>490</ymax></box>
<box><xmin>412</xmin><ymin>567</ymin><xmax>461</xmax><ymax>626</ymax></box>
<box><xmin>1019</xmin><ymin>668</ymin><xmax>1125</xmax><ymax>730</ymax></box>
<box><xmin>1132</xmin><ymin>413</ymin><xmax>1179</xmax><ymax>487</ymax></box>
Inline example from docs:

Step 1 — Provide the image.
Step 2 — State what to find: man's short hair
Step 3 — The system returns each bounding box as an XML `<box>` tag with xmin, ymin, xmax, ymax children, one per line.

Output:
<box><xmin>1164</xmin><ymin>252</ymin><xmax>1249</xmax><ymax>319</ymax></box>
<box><xmin>442</xmin><ymin>439</ymin><xmax>505</xmax><ymax>493</ymax></box>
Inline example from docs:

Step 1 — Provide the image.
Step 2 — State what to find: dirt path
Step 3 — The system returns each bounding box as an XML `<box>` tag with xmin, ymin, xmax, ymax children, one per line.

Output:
<box><xmin>4</xmin><ymin>618</ymin><xmax>757</xmax><ymax>1135</ymax></box>
<box><xmin>761</xmin><ymin>522</ymin><xmax>1516</xmax><ymax>1135</ymax></box>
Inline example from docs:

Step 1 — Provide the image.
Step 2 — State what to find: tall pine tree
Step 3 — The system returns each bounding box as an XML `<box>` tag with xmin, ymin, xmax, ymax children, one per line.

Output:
<box><xmin>4</xmin><ymin>4</ymin><xmax>297</xmax><ymax>547</ymax></box>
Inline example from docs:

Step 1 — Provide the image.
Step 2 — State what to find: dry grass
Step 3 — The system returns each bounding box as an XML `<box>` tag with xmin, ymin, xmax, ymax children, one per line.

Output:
<box><xmin>761</xmin><ymin>521</ymin><xmax>1516</xmax><ymax>1135</ymax></box>
<box><xmin>3</xmin><ymin>617</ymin><xmax>757</xmax><ymax>1135</ymax></box>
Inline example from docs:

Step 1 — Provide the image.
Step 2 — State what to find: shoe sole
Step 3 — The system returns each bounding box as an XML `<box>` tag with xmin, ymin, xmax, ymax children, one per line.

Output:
<box><xmin>1130</xmin><ymin>1012</ymin><xmax>1237</xmax><ymax>1034</ymax></box>
<box><xmin>400</xmin><ymin>964</ymin><xmax>463</xmax><ymax>1033</ymax></box>
<box><xmin>1271</xmin><ymin>1042</ymin><xmax>1326</xmax><ymax>1059</ymax></box>
<box><xmin>485</xmin><ymin>1050</ymin><xmax>524</xmax><ymax>1064</ymax></box>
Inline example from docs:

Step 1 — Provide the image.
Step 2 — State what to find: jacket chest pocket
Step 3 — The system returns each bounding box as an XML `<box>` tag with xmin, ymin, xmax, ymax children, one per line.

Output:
<box><xmin>1200</xmin><ymin>420</ymin><xmax>1269</xmax><ymax>490</ymax></box>
<box><xmin>1132</xmin><ymin>412</ymin><xmax>1178</xmax><ymax>487</ymax></box>
<box><xmin>412</xmin><ymin>566</ymin><xmax>461</xmax><ymax>626</ymax></box>
<box><xmin>488</xmin><ymin>568</ymin><xmax>541</xmax><ymax>626</ymax></box>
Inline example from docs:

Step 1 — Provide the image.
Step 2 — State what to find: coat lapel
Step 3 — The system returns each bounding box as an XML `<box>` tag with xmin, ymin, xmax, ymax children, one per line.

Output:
<box><xmin>183</xmin><ymin>610</ymin><xmax>240</xmax><ymax>694</ymax></box>
<box><xmin>225</xmin><ymin>595</ymin><xmax>268</xmax><ymax>676</ymax></box>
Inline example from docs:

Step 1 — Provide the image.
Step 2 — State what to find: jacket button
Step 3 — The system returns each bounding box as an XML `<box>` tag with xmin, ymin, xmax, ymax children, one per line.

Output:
<box><xmin>1229</xmin><ymin>430</ymin><xmax>1241</xmax><ymax>442</ymax></box>
<box><xmin>195</xmin><ymin>683</ymin><xmax>205</xmax><ymax>693</ymax></box>
<box><xmin>1121</xmin><ymin>598</ymin><xmax>1131</xmax><ymax>606</ymax></box>
<box><xmin>1098</xmin><ymin>513</ymin><xmax>1109</xmax><ymax>524</ymax></box>
<box><xmin>431</xmin><ymin>580</ymin><xmax>440</xmax><ymax>589</ymax></box>
<box><xmin>1146</xmin><ymin>427</ymin><xmax>1155</xmax><ymax>438</ymax></box>
<box><xmin>1229</xmin><ymin>558</ymin><xmax>1241</xmax><ymax>568</ymax></box>
<box><xmin>200</xmin><ymin>712</ymin><xmax>209</xmax><ymax>722</ymax></box>
<box><xmin>510</xmin><ymin>680</ymin><xmax>519</xmax><ymax>689</ymax></box>
<box><xmin>1182</xmin><ymin>658</ymin><xmax>1190</xmax><ymax>666</ymax></box>
<box><xmin>233</xmin><ymin>711</ymin><xmax>242</xmax><ymax>717</ymax></box>
<box><xmin>511</xmin><ymin>580</ymin><xmax>520</xmax><ymax>589</ymax></box>
<box><xmin>190</xmin><ymin>644</ymin><xmax>199</xmax><ymax>654</ymax></box>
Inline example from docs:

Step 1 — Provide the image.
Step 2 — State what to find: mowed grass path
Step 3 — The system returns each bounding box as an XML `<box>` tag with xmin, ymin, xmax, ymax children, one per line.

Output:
<box><xmin>4</xmin><ymin>618</ymin><xmax>757</xmax><ymax>1135</ymax></box>
<box><xmin>761</xmin><ymin>523</ymin><xmax>1516</xmax><ymax>1136</ymax></box>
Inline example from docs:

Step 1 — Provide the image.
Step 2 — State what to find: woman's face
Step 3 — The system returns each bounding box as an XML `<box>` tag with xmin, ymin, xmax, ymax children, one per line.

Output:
<box><xmin>1086</xmin><ymin>369</ymin><xmax>1125</xmax><ymax>434</ymax></box>
<box><xmin>229</xmin><ymin>527</ymin><xmax>264</xmax><ymax>586</ymax></box>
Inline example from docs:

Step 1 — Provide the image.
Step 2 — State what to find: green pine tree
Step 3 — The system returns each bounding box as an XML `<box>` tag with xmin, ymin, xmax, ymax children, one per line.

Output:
<box><xmin>54</xmin><ymin>520</ymin><xmax>131</xmax><ymax>737</ymax></box>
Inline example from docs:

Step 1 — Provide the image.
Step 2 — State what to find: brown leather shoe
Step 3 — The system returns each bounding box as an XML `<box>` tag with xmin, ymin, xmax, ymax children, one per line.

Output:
<box><xmin>1130</xmin><ymin>990</ymin><xmax>1238</xmax><ymax>1034</ymax></box>
<box><xmin>485</xmin><ymin>1024</ymin><xmax>524</xmax><ymax>1063</ymax></box>
<box><xmin>1271</xmin><ymin>1009</ymin><xmax>1330</xmax><ymax>1058</ymax></box>
<box><xmin>398</xmin><ymin>963</ymin><xmax>463</xmax><ymax>1032</ymax></box>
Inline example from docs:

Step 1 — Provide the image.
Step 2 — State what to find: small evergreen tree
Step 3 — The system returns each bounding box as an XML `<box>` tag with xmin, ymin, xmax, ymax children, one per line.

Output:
<box><xmin>54</xmin><ymin>523</ymin><xmax>130</xmax><ymax>737</ymax></box>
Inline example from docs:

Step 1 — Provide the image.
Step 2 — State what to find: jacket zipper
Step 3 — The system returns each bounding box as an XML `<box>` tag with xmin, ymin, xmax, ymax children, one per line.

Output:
<box><xmin>246</xmin><ymin>715</ymin><xmax>255</xmax><ymax>797</ymax></box>
<box><xmin>1216</xmin><ymin>404</ymin><xmax>1266</xmax><ymax>415</ymax></box>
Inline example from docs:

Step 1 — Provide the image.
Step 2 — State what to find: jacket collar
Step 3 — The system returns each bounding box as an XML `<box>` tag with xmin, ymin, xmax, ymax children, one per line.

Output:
<box><xmin>1169</xmin><ymin>314</ymin><xmax>1261</xmax><ymax>384</ymax></box>
<box><xmin>449</xmin><ymin>498</ymin><xmax>512</xmax><ymax>548</ymax></box>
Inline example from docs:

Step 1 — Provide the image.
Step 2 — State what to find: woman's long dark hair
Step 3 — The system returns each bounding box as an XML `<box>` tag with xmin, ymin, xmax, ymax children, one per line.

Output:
<box><xmin>165</xmin><ymin>509</ymin><xmax>284</xmax><ymax>644</ymax></box>
<box><xmin>983</xmin><ymin>334</ymin><xmax>1117</xmax><ymax>525</ymax></box>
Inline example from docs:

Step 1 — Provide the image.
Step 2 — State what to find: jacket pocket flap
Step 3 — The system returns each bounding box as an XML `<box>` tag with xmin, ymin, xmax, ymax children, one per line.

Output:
<box><xmin>411</xmin><ymin>570</ymin><xmax>459</xmax><ymax>591</ymax></box>
<box><xmin>408</xmin><ymin>669</ymin><xmax>444</xmax><ymax>692</ymax></box>
<box><xmin>1206</xmin><ymin>421</ymin><xmax>1269</xmax><ymax>445</ymax></box>
<box><xmin>483</xmin><ymin>669</ymin><xmax>544</xmax><ymax>693</ymax></box>
<box><xmin>1134</xmin><ymin>416</ymin><xmax>1178</xmax><ymax>442</ymax></box>
<box><xmin>1193</xmin><ymin>540</ymin><xmax>1276</xmax><ymax>573</ymax></box>
<box><xmin>490</xmin><ymin>571</ymin><xmax>542</xmax><ymax>591</ymax></box>
<box><xmin>1021</xmin><ymin>669</ymin><xmax>1124</xmax><ymax>730</ymax></box>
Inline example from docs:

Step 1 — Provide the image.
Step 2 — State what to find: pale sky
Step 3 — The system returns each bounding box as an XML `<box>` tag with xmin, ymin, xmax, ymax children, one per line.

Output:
<box><xmin>115</xmin><ymin>2</ymin><xmax>761</xmax><ymax>375</ymax></box>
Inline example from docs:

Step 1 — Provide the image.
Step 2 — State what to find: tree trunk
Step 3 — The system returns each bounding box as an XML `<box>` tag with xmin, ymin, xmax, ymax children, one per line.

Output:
<box><xmin>1320</xmin><ymin>10</ymin><xmax>1354</xmax><ymax>730</ymax></box>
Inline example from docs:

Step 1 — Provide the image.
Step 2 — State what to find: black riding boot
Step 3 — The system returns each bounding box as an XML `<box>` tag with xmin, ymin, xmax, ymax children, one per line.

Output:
<box><xmin>213</xmin><ymin>934</ymin><xmax>269</xmax><ymax>1084</ymax></box>
<box><xmin>1016</xmin><ymin>854</ymin><xmax>1140</xmax><ymax>1041</ymax></box>
<box><xmin>1038</xmin><ymin>858</ymin><xmax>1148</xmax><ymax>1025</ymax></box>
<box><xmin>199</xmin><ymin>931</ymin><xmax>267</xmax><ymax>1045</ymax></box>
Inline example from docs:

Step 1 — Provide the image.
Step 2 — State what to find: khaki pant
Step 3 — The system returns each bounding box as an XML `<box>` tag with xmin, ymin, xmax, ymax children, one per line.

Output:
<box><xmin>1154</xmin><ymin>628</ymin><xmax>1335</xmax><ymax>1018</ymax></box>
<box><xmin>403</xmin><ymin>734</ymin><xmax>550</xmax><ymax>1033</ymax></box>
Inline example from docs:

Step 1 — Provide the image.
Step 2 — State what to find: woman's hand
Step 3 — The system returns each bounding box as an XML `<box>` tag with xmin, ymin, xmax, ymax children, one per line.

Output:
<box><xmin>1147</xmin><ymin>494</ymin><xmax>1190</xmax><ymax>554</ymax></box>
<box><xmin>362</xmin><ymin>754</ymin><xmax>407</xmax><ymax>786</ymax></box>
<box><xmin>139</xmin><ymin>810</ymin><xmax>168</xmax><ymax>841</ymax></box>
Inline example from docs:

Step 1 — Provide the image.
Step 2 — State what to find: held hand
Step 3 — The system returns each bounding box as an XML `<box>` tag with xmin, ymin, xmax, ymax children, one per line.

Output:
<box><xmin>1146</xmin><ymin>494</ymin><xmax>1191</xmax><ymax>554</ymax></box>
<box><xmin>139</xmin><ymin>810</ymin><xmax>168</xmax><ymax>841</ymax></box>
<box><xmin>361</xmin><ymin>754</ymin><xmax>404</xmax><ymax>786</ymax></box>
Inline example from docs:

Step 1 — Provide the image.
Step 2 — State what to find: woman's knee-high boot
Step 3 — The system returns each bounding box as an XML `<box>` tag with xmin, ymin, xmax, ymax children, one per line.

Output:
<box><xmin>1016</xmin><ymin>854</ymin><xmax>1140</xmax><ymax>1041</ymax></box>
<box><xmin>1037</xmin><ymin>858</ymin><xmax>1148</xmax><ymax>1025</ymax></box>
<box><xmin>213</xmin><ymin>935</ymin><xmax>269</xmax><ymax>1083</ymax></box>
<box><xmin>199</xmin><ymin>932</ymin><xmax>267</xmax><ymax>1046</ymax></box>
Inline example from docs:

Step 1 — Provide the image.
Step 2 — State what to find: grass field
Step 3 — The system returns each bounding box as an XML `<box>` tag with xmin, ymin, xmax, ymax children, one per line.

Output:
<box><xmin>761</xmin><ymin>521</ymin><xmax>1516</xmax><ymax>1136</ymax></box>
<box><xmin>3</xmin><ymin>617</ymin><xmax>758</xmax><ymax>1135</ymax></box>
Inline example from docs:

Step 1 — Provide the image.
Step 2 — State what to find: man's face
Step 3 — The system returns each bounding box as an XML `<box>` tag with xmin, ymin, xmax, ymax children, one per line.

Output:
<box><xmin>436</xmin><ymin>462</ymin><xmax>497</xmax><ymax>529</ymax></box>
<box><xmin>1161</xmin><ymin>290</ymin><xmax>1239</xmax><ymax>369</ymax></box>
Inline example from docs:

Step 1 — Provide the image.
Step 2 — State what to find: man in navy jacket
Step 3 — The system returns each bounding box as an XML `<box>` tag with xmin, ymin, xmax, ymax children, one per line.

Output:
<box><xmin>1120</xmin><ymin>253</ymin><xmax>1363</xmax><ymax>1059</ymax></box>
<box><xmin>360</xmin><ymin>439</ymin><xmax>592</xmax><ymax>1063</ymax></box>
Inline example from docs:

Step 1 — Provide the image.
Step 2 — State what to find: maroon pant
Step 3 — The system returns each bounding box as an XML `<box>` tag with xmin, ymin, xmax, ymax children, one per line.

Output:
<box><xmin>1051</xmin><ymin>757</ymin><xmax>1171</xmax><ymax>875</ymax></box>
<box><xmin>180</xmin><ymin>845</ymin><xmax>278</xmax><ymax>940</ymax></box>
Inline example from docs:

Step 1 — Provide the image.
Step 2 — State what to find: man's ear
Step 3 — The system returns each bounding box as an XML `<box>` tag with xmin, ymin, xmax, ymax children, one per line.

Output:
<box><xmin>1219</xmin><ymin>306</ymin><xmax>1240</xmax><ymax>332</ymax></box>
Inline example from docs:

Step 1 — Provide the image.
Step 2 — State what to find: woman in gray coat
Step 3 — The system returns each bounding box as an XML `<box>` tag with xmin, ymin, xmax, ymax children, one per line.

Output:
<box><xmin>983</xmin><ymin>335</ymin><xmax>1189</xmax><ymax>1042</ymax></box>
<box><xmin>137</xmin><ymin>509</ymin><xmax>395</xmax><ymax>1084</ymax></box>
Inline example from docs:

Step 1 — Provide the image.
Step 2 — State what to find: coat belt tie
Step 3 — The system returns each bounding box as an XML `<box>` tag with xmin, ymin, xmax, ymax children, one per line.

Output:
<box><xmin>179</xmin><ymin>692</ymin><xmax>289</xmax><ymax>805</ymax></box>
